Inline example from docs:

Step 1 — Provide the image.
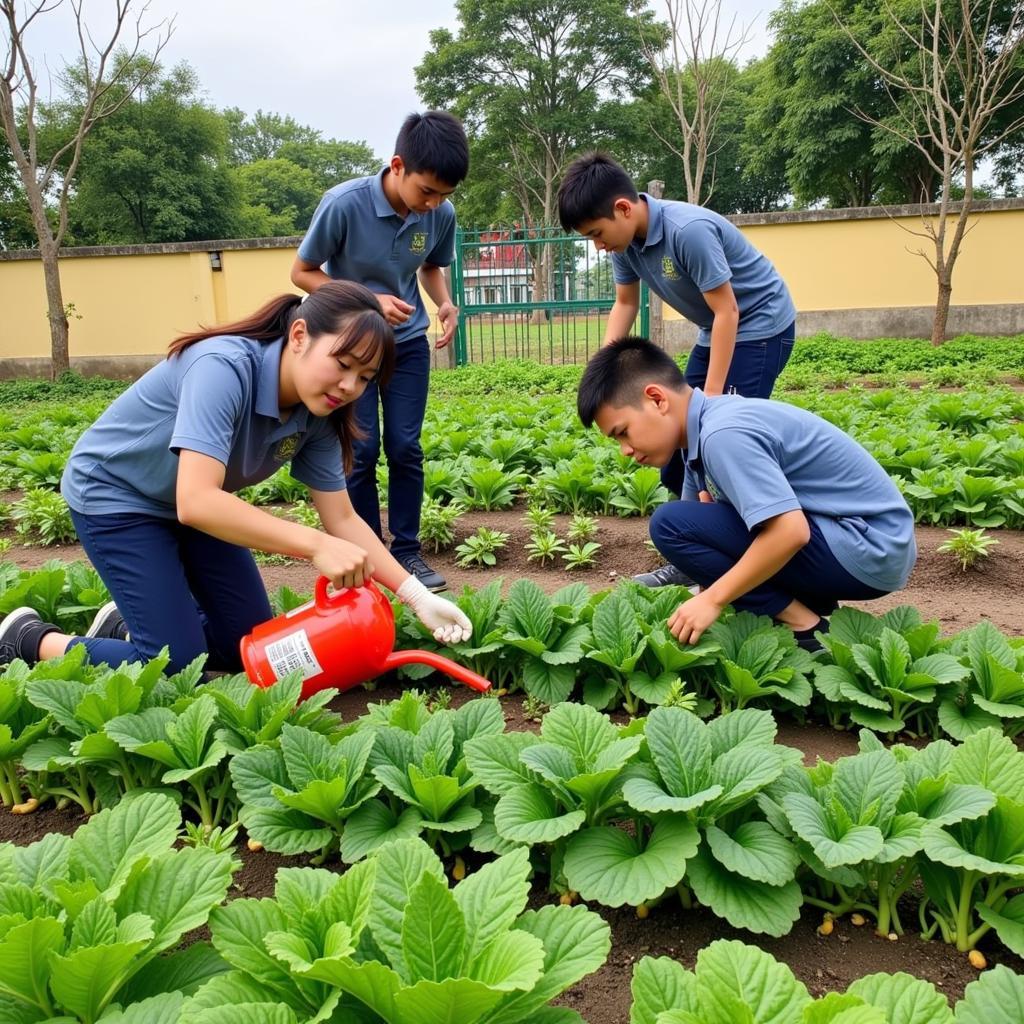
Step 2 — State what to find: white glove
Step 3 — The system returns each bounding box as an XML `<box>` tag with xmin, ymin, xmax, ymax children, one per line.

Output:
<box><xmin>397</xmin><ymin>576</ymin><xmax>473</xmax><ymax>644</ymax></box>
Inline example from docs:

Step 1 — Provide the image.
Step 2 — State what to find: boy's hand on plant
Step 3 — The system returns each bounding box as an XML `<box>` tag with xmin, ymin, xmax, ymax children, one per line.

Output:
<box><xmin>667</xmin><ymin>591</ymin><xmax>724</xmax><ymax>645</ymax></box>
<box><xmin>435</xmin><ymin>300</ymin><xmax>459</xmax><ymax>349</ymax></box>
<box><xmin>312</xmin><ymin>537</ymin><xmax>374</xmax><ymax>590</ymax></box>
<box><xmin>377</xmin><ymin>294</ymin><xmax>414</xmax><ymax>325</ymax></box>
<box><xmin>397</xmin><ymin>576</ymin><xmax>473</xmax><ymax>644</ymax></box>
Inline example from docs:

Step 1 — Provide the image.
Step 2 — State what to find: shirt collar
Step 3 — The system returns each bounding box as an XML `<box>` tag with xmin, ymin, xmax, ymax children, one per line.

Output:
<box><xmin>684</xmin><ymin>387</ymin><xmax>708</xmax><ymax>466</ymax></box>
<box><xmin>638</xmin><ymin>193</ymin><xmax>664</xmax><ymax>250</ymax></box>
<box><xmin>371</xmin><ymin>167</ymin><xmax>421</xmax><ymax>224</ymax></box>
<box><xmin>255</xmin><ymin>338</ymin><xmax>309</xmax><ymax>434</ymax></box>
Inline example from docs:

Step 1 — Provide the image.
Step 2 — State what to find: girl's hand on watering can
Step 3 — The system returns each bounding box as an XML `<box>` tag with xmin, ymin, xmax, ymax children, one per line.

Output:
<box><xmin>397</xmin><ymin>576</ymin><xmax>473</xmax><ymax>644</ymax></box>
<box><xmin>312</xmin><ymin>536</ymin><xmax>374</xmax><ymax>590</ymax></box>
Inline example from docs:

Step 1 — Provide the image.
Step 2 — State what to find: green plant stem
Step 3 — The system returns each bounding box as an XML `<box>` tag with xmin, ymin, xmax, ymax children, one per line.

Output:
<box><xmin>191</xmin><ymin>779</ymin><xmax>214</xmax><ymax>830</ymax></box>
<box><xmin>955</xmin><ymin>870</ymin><xmax>979</xmax><ymax>951</ymax></box>
<box><xmin>0</xmin><ymin>771</ymin><xmax>13</xmax><ymax>807</ymax></box>
<box><xmin>0</xmin><ymin>761</ymin><xmax>20</xmax><ymax>806</ymax></box>
<box><xmin>676</xmin><ymin>883</ymin><xmax>694</xmax><ymax>910</ymax></box>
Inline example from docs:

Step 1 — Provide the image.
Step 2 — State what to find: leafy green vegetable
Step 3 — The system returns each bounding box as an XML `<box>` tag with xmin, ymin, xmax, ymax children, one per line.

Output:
<box><xmin>231</xmin><ymin>724</ymin><xmax>380</xmax><ymax>860</ymax></box>
<box><xmin>0</xmin><ymin>792</ymin><xmax>233</xmax><ymax>1023</ymax></box>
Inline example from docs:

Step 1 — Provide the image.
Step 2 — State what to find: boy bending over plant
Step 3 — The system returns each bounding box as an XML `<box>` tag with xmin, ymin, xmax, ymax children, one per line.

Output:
<box><xmin>577</xmin><ymin>338</ymin><xmax>916</xmax><ymax>651</ymax></box>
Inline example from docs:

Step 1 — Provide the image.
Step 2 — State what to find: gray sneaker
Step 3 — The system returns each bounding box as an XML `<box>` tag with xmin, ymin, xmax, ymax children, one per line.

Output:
<box><xmin>86</xmin><ymin>601</ymin><xmax>129</xmax><ymax>641</ymax></box>
<box><xmin>632</xmin><ymin>564</ymin><xmax>698</xmax><ymax>589</ymax></box>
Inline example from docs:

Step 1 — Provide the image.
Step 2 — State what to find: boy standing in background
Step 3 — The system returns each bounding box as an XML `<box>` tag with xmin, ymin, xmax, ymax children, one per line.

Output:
<box><xmin>292</xmin><ymin>111</ymin><xmax>469</xmax><ymax>592</ymax></box>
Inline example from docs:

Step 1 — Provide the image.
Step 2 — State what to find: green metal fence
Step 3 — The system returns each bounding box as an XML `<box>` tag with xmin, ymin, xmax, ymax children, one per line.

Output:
<box><xmin>450</xmin><ymin>225</ymin><xmax>649</xmax><ymax>366</ymax></box>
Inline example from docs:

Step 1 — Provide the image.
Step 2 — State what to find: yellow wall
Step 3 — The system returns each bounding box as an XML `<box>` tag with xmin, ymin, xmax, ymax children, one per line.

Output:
<box><xmin>659</xmin><ymin>207</ymin><xmax>1024</xmax><ymax>319</ymax></box>
<box><xmin>1</xmin><ymin>203</ymin><xmax>1021</xmax><ymax>360</ymax></box>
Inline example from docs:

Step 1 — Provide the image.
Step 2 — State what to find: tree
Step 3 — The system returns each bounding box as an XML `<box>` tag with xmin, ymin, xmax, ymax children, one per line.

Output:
<box><xmin>416</xmin><ymin>0</ymin><xmax>665</xmax><ymax>312</ymax></box>
<box><xmin>223</xmin><ymin>107</ymin><xmax>320</xmax><ymax>164</ymax></box>
<box><xmin>66</xmin><ymin>62</ymin><xmax>239</xmax><ymax>244</ymax></box>
<box><xmin>639</xmin><ymin>58</ymin><xmax>790</xmax><ymax>213</ymax></box>
<box><xmin>232</xmin><ymin>157</ymin><xmax>320</xmax><ymax>237</ymax></box>
<box><xmin>747</xmin><ymin>0</ymin><xmax>940</xmax><ymax>208</ymax></box>
<box><xmin>0</xmin><ymin>0</ymin><xmax>171</xmax><ymax>377</ymax></box>
<box><xmin>642</xmin><ymin>0</ymin><xmax>752</xmax><ymax>205</ymax></box>
<box><xmin>224</xmin><ymin>107</ymin><xmax>378</xmax><ymax>230</ymax></box>
<box><xmin>835</xmin><ymin>0</ymin><xmax>1024</xmax><ymax>343</ymax></box>
<box><xmin>277</xmin><ymin>138</ymin><xmax>378</xmax><ymax>193</ymax></box>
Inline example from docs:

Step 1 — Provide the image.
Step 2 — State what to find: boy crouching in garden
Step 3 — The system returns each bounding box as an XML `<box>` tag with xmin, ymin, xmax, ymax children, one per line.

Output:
<box><xmin>577</xmin><ymin>337</ymin><xmax>917</xmax><ymax>650</ymax></box>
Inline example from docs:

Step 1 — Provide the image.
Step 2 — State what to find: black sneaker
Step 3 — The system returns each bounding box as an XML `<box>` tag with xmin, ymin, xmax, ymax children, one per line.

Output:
<box><xmin>397</xmin><ymin>552</ymin><xmax>447</xmax><ymax>593</ymax></box>
<box><xmin>0</xmin><ymin>607</ymin><xmax>58</xmax><ymax>667</ymax></box>
<box><xmin>792</xmin><ymin>616</ymin><xmax>829</xmax><ymax>653</ymax></box>
<box><xmin>86</xmin><ymin>601</ymin><xmax>129</xmax><ymax>641</ymax></box>
<box><xmin>632</xmin><ymin>564</ymin><xmax>699</xmax><ymax>590</ymax></box>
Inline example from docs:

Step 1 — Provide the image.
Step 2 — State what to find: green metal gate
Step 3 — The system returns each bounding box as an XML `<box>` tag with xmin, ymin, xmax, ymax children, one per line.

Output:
<box><xmin>450</xmin><ymin>225</ymin><xmax>649</xmax><ymax>366</ymax></box>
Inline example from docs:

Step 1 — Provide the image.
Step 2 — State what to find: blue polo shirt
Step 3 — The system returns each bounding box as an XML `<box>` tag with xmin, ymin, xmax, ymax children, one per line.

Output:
<box><xmin>298</xmin><ymin>169</ymin><xmax>457</xmax><ymax>344</ymax></box>
<box><xmin>683</xmin><ymin>390</ymin><xmax>916</xmax><ymax>590</ymax></box>
<box><xmin>61</xmin><ymin>337</ymin><xmax>346</xmax><ymax>519</ymax></box>
<box><xmin>612</xmin><ymin>195</ymin><xmax>795</xmax><ymax>347</ymax></box>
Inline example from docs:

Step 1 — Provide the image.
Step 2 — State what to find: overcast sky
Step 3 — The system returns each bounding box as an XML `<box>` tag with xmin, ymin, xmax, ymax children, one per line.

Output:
<box><xmin>20</xmin><ymin>0</ymin><xmax>776</xmax><ymax>160</ymax></box>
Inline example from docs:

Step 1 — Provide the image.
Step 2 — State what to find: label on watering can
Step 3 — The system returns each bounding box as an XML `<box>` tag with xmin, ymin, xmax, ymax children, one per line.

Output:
<box><xmin>264</xmin><ymin>628</ymin><xmax>324</xmax><ymax>682</ymax></box>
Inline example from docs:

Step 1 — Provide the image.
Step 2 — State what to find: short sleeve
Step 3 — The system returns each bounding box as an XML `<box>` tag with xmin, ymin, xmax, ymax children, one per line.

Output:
<box><xmin>424</xmin><ymin>205</ymin><xmax>456</xmax><ymax>267</ymax></box>
<box><xmin>170</xmin><ymin>355</ymin><xmax>248</xmax><ymax>465</ymax></box>
<box><xmin>298</xmin><ymin>191</ymin><xmax>347</xmax><ymax>267</ymax></box>
<box><xmin>290</xmin><ymin>419</ymin><xmax>346</xmax><ymax>492</ymax></box>
<box><xmin>611</xmin><ymin>251</ymin><xmax>639</xmax><ymax>285</ymax></box>
<box><xmin>674</xmin><ymin>219</ymin><xmax>731</xmax><ymax>293</ymax></box>
<box><xmin>701</xmin><ymin>426</ymin><xmax>801</xmax><ymax>530</ymax></box>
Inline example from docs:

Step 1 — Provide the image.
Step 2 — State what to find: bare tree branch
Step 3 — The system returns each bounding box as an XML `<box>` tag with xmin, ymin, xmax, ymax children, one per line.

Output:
<box><xmin>641</xmin><ymin>0</ymin><xmax>752</xmax><ymax>204</ymax></box>
<box><xmin>0</xmin><ymin>0</ymin><xmax>173</xmax><ymax>375</ymax></box>
<box><xmin>830</xmin><ymin>0</ymin><xmax>1024</xmax><ymax>343</ymax></box>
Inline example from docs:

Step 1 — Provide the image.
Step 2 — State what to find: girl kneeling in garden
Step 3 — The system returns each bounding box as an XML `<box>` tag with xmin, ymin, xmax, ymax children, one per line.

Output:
<box><xmin>0</xmin><ymin>281</ymin><xmax>470</xmax><ymax>672</ymax></box>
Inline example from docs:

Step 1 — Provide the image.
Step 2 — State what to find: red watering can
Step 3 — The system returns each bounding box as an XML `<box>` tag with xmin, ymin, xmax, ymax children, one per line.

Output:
<box><xmin>240</xmin><ymin>576</ymin><xmax>491</xmax><ymax>700</ymax></box>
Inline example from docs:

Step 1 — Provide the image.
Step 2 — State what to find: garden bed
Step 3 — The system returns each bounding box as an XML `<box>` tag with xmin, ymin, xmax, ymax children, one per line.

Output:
<box><xmin>2</xmin><ymin>506</ymin><xmax>1023</xmax><ymax>1021</ymax></box>
<box><xmin>3</xmin><ymin>708</ymin><xmax>1022</xmax><ymax>1023</ymax></box>
<box><xmin>8</xmin><ymin>511</ymin><xmax>1022</xmax><ymax>636</ymax></box>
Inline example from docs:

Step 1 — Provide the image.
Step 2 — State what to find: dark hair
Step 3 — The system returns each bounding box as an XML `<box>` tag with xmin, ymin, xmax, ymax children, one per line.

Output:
<box><xmin>558</xmin><ymin>152</ymin><xmax>639</xmax><ymax>231</ymax></box>
<box><xmin>577</xmin><ymin>337</ymin><xmax>686</xmax><ymax>428</ymax></box>
<box><xmin>395</xmin><ymin>110</ymin><xmax>469</xmax><ymax>186</ymax></box>
<box><xmin>168</xmin><ymin>280</ymin><xmax>395</xmax><ymax>473</ymax></box>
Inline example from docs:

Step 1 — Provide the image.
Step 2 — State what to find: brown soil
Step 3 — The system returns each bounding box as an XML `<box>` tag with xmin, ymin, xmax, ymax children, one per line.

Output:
<box><xmin>3</xmin><ymin>510</ymin><xmax>1023</xmax><ymax>1020</ymax></box>
<box><xmin>10</xmin><ymin>511</ymin><xmax>1022</xmax><ymax>637</ymax></box>
<box><xmin>4</xmin><ymin>779</ymin><xmax>1020</xmax><ymax>1019</ymax></box>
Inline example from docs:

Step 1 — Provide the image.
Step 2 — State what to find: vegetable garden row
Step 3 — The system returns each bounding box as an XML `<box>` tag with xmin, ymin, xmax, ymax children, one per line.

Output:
<box><xmin>1</xmin><ymin>344</ymin><xmax>1023</xmax><ymax>1023</ymax></box>
<box><xmin>8</xmin><ymin>786</ymin><xmax>1024</xmax><ymax>1023</ymax></box>
<box><xmin>3</xmin><ymin>380</ymin><xmax>1024</xmax><ymax>552</ymax></box>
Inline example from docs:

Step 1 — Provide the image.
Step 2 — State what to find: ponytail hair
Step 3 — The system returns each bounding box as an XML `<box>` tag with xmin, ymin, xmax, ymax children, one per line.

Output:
<box><xmin>167</xmin><ymin>281</ymin><xmax>395</xmax><ymax>474</ymax></box>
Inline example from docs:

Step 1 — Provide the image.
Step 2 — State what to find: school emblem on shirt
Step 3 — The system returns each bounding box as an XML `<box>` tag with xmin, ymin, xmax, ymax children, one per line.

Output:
<box><xmin>410</xmin><ymin>232</ymin><xmax>427</xmax><ymax>254</ymax></box>
<box><xmin>274</xmin><ymin>436</ymin><xmax>299</xmax><ymax>461</ymax></box>
<box><xmin>661</xmin><ymin>256</ymin><xmax>680</xmax><ymax>280</ymax></box>
<box><xmin>703</xmin><ymin>471</ymin><xmax>723</xmax><ymax>502</ymax></box>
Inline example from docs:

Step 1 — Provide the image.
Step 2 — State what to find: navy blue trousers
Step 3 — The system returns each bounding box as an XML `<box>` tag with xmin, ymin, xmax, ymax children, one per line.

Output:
<box><xmin>649</xmin><ymin>499</ymin><xmax>887</xmax><ymax>619</ymax></box>
<box><xmin>68</xmin><ymin>509</ymin><xmax>272</xmax><ymax>672</ymax></box>
<box><xmin>346</xmin><ymin>335</ymin><xmax>430</xmax><ymax>559</ymax></box>
<box><xmin>663</xmin><ymin>320</ymin><xmax>796</xmax><ymax>496</ymax></box>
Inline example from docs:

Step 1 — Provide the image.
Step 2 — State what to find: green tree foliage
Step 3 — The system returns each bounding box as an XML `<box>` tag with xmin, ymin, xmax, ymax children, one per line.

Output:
<box><xmin>416</xmin><ymin>0</ymin><xmax>665</xmax><ymax>232</ymax></box>
<box><xmin>65</xmin><ymin>63</ymin><xmax>239</xmax><ymax>244</ymax></box>
<box><xmin>231</xmin><ymin>158</ymin><xmax>321</xmax><ymax>237</ymax></box>
<box><xmin>0</xmin><ymin>136</ymin><xmax>36</xmax><ymax>249</ymax></box>
<box><xmin>746</xmin><ymin>0</ymin><xmax>939</xmax><ymax>208</ymax></box>
<box><xmin>223</xmin><ymin>107</ymin><xmax>378</xmax><ymax>234</ymax></box>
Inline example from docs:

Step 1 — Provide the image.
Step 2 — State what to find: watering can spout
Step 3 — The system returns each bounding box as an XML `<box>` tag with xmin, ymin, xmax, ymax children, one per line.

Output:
<box><xmin>381</xmin><ymin>650</ymin><xmax>491</xmax><ymax>692</ymax></box>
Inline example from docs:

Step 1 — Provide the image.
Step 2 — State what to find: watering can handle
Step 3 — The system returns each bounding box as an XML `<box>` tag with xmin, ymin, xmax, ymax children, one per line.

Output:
<box><xmin>382</xmin><ymin>650</ymin><xmax>492</xmax><ymax>693</ymax></box>
<box><xmin>314</xmin><ymin>575</ymin><xmax>360</xmax><ymax>610</ymax></box>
